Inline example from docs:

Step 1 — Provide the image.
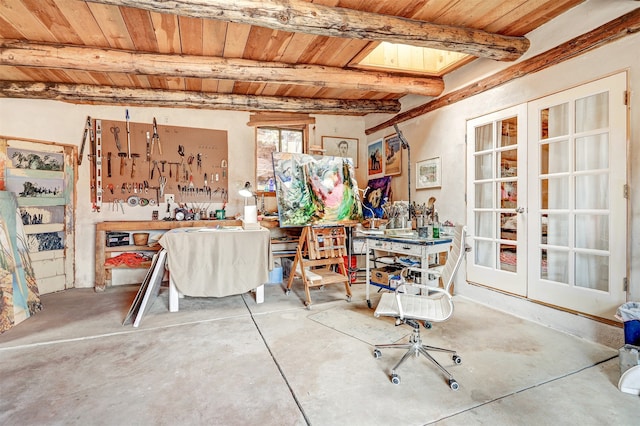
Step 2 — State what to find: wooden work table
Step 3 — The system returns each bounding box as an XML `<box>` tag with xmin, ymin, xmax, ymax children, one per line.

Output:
<box><xmin>95</xmin><ymin>219</ymin><xmax>241</xmax><ymax>291</ymax></box>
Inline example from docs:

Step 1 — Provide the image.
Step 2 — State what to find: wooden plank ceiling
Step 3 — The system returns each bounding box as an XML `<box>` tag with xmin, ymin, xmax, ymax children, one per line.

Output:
<box><xmin>0</xmin><ymin>0</ymin><xmax>585</xmax><ymax>114</ymax></box>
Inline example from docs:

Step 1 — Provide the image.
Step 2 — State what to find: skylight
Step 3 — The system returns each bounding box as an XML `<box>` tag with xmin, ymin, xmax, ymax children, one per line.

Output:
<box><xmin>354</xmin><ymin>42</ymin><xmax>473</xmax><ymax>77</ymax></box>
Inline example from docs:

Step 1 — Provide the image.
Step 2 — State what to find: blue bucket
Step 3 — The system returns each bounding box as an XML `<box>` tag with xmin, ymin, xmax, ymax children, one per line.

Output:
<box><xmin>623</xmin><ymin>320</ymin><xmax>640</xmax><ymax>346</ymax></box>
<box><xmin>268</xmin><ymin>267</ymin><xmax>283</xmax><ymax>284</ymax></box>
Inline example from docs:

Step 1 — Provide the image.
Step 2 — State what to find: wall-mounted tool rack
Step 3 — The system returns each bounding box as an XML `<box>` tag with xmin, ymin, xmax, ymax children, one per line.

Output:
<box><xmin>93</xmin><ymin>117</ymin><xmax>228</xmax><ymax>207</ymax></box>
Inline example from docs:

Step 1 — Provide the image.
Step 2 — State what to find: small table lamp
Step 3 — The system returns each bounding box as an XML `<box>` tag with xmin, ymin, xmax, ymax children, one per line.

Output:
<box><xmin>239</xmin><ymin>182</ymin><xmax>259</xmax><ymax>228</ymax></box>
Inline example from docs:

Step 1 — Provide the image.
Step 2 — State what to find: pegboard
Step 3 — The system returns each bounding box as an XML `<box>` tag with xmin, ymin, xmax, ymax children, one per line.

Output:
<box><xmin>96</xmin><ymin>118</ymin><xmax>228</xmax><ymax>207</ymax></box>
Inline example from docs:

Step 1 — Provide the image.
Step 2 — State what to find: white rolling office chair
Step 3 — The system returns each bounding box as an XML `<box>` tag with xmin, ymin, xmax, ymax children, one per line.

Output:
<box><xmin>373</xmin><ymin>225</ymin><xmax>469</xmax><ymax>389</ymax></box>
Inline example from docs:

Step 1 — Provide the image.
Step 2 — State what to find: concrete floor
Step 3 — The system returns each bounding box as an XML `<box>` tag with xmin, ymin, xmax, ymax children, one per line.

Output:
<box><xmin>1</xmin><ymin>282</ymin><xmax>638</xmax><ymax>425</ymax></box>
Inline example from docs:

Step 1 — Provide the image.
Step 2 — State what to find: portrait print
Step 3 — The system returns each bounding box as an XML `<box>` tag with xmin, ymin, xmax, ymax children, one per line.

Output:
<box><xmin>322</xmin><ymin>136</ymin><xmax>359</xmax><ymax>168</ymax></box>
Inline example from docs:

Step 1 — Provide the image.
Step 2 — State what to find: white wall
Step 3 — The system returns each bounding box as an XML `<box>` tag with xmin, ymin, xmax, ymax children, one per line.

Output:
<box><xmin>364</xmin><ymin>0</ymin><xmax>640</xmax><ymax>346</ymax></box>
<box><xmin>0</xmin><ymin>102</ymin><xmax>366</xmax><ymax>288</ymax></box>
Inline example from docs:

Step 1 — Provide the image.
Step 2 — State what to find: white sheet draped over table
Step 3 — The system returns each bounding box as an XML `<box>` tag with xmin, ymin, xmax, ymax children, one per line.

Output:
<box><xmin>159</xmin><ymin>227</ymin><xmax>272</xmax><ymax>297</ymax></box>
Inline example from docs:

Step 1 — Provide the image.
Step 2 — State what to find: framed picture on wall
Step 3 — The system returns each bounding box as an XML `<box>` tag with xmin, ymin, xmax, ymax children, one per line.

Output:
<box><xmin>322</xmin><ymin>136</ymin><xmax>359</xmax><ymax>168</ymax></box>
<box><xmin>416</xmin><ymin>157</ymin><xmax>441</xmax><ymax>189</ymax></box>
<box><xmin>367</xmin><ymin>139</ymin><xmax>384</xmax><ymax>178</ymax></box>
<box><xmin>384</xmin><ymin>133</ymin><xmax>402</xmax><ymax>176</ymax></box>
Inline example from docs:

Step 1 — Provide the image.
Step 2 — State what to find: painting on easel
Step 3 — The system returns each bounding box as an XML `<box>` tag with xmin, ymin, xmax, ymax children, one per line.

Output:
<box><xmin>272</xmin><ymin>153</ymin><xmax>362</xmax><ymax>227</ymax></box>
<box><xmin>0</xmin><ymin>191</ymin><xmax>42</xmax><ymax>334</ymax></box>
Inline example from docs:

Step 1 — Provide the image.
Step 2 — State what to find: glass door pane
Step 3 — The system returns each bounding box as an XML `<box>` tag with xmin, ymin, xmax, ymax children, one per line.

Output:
<box><xmin>466</xmin><ymin>105</ymin><xmax>527</xmax><ymax>295</ymax></box>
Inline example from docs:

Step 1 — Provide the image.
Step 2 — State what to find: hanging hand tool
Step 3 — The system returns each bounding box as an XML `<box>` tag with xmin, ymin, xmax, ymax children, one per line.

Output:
<box><xmin>146</xmin><ymin>131</ymin><xmax>151</xmax><ymax>162</ymax></box>
<box><xmin>125</xmin><ymin>109</ymin><xmax>131</xmax><ymax>159</ymax></box>
<box><xmin>159</xmin><ymin>176</ymin><xmax>167</xmax><ymax>198</ymax></box>
<box><xmin>118</xmin><ymin>152</ymin><xmax>127</xmax><ymax>176</ymax></box>
<box><xmin>110</xmin><ymin>126</ymin><xmax>122</xmax><ymax>152</ymax></box>
<box><xmin>221</xmin><ymin>159</ymin><xmax>227</xmax><ymax>178</ymax></box>
<box><xmin>78</xmin><ymin>116</ymin><xmax>93</xmax><ymax>165</ymax></box>
<box><xmin>130</xmin><ymin>153</ymin><xmax>140</xmax><ymax>178</ymax></box>
<box><xmin>187</xmin><ymin>154</ymin><xmax>194</xmax><ymax>173</ymax></box>
<box><xmin>160</xmin><ymin>160</ymin><xmax>167</xmax><ymax>175</ymax></box>
<box><xmin>107</xmin><ymin>152</ymin><xmax>112</xmax><ymax>177</ymax></box>
<box><xmin>152</xmin><ymin>117</ymin><xmax>162</xmax><ymax>155</ymax></box>
<box><xmin>197</xmin><ymin>153</ymin><xmax>202</xmax><ymax>173</ymax></box>
<box><xmin>150</xmin><ymin>160</ymin><xmax>161</xmax><ymax>180</ymax></box>
<box><xmin>174</xmin><ymin>162</ymin><xmax>181</xmax><ymax>182</ymax></box>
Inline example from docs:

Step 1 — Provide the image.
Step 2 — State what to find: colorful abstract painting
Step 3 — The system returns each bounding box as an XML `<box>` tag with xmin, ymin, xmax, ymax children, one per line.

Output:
<box><xmin>363</xmin><ymin>176</ymin><xmax>392</xmax><ymax>218</ymax></box>
<box><xmin>272</xmin><ymin>153</ymin><xmax>362</xmax><ymax>227</ymax></box>
<box><xmin>0</xmin><ymin>191</ymin><xmax>42</xmax><ymax>334</ymax></box>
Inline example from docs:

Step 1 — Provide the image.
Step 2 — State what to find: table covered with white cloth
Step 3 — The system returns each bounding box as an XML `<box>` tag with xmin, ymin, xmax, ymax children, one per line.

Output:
<box><xmin>158</xmin><ymin>226</ymin><xmax>272</xmax><ymax>302</ymax></box>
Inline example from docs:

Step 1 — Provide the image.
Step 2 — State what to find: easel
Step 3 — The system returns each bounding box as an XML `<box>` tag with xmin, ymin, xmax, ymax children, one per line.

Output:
<box><xmin>285</xmin><ymin>225</ymin><xmax>352</xmax><ymax>308</ymax></box>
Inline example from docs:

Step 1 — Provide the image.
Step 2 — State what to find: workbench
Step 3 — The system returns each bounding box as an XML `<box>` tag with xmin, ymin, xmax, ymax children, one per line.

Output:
<box><xmin>95</xmin><ymin>220</ymin><xmax>241</xmax><ymax>291</ymax></box>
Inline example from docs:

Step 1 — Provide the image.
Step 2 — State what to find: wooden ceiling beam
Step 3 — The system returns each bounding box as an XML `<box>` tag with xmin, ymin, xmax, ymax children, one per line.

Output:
<box><xmin>0</xmin><ymin>39</ymin><xmax>444</xmax><ymax>96</ymax></box>
<box><xmin>86</xmin><ymin>0</ymin><xmax>530</xmax><ymax>61</ymax></box>
<box><xmin>0</xmin><ymin>81</ymin><xmax>401</xmax><ymax>115</ymax></box>
<box><xmin>366</xmin><ymin>7</ymin><xmax>640</xmax><ymax>135</ymax></box>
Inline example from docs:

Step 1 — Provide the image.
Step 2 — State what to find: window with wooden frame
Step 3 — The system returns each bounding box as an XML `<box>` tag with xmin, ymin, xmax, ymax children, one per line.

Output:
<box><xmin>249</xmin><ymin>113</ymin><xmax>314</xmax><ymax>194</ymax></box>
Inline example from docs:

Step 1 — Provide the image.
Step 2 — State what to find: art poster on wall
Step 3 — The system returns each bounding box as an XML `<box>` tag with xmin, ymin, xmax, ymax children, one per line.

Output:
<box><xmin>272</xmin><ymin>152</ymin><xmax>362</xmax><ymax>227</ymax></box>
<box><xmin>367</xmin><ymin>139</ymin><xmax>384</xmax><ymax>178</ymax></box>
<box><xmin>0</xmin><ymin>191</ymin><xmax>42</xmax><ymax>334</ymax></box>
<box><xmin>363</xmin><ymin>176</ymin><xmax>392</xmax><ymax>219</ymax></box>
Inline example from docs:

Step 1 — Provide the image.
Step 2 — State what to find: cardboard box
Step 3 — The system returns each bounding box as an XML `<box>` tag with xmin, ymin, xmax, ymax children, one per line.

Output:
<box><xmin>371</xmin><ymin>266</ymin><xmax>403</xmax><ymax>287</ymax></box>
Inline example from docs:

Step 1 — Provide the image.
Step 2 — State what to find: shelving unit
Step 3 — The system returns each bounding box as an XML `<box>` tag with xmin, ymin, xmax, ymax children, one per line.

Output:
<box><xmin>4</xmin><ymin>139</ymin><xmax>74</xmax><ymax>294</ymax></box>
<box><xmin>95</xmin><ymin>219</ymin><xmax>241</xmax><ymax>291</ymax></box>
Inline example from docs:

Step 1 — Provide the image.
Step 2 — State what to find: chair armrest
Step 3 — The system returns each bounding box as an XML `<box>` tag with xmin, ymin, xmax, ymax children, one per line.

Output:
<box><xmin>395</xmin><ymin>283</ymin><xmax>449</xmax><ymax>296</ymax></box>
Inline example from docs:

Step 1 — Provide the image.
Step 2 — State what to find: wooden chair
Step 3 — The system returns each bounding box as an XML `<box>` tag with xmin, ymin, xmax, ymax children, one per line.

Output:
<box><xmin>285</xmin><ymin>225</ymin><xmax>352</xmax><ymax>308</ymax></box>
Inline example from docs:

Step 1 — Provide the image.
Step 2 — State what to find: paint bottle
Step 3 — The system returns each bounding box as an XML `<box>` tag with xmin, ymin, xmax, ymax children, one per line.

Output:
<box><xmin>432</xmin><ymin>212</ymin><xmax>440</xmax><ymax>238</ymax></box>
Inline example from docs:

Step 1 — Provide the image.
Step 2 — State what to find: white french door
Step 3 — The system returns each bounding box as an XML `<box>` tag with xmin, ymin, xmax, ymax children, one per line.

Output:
<box><xmin>467</xmin><ymin>73</ymin><xmax>628</xmax><ymax>318</ymax></box>
<box><xmin>527</xmin><ymin>73</ymin><xmax>627</xmax><ymax>318</ymax></box>
<box><xmin>466</xmin><ymin>104</ymin><xmax>528</xmax><ymax>296</ymax></box>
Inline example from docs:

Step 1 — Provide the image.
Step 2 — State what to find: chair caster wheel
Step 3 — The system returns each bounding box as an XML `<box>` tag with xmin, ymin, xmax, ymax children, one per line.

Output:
<box><xmin>304</xmin><ymin>302</ymin><xmax>311</xmax><ymax>310</ymax></box>
<box><xmin>423</xmin><ymin>321</ymin><xmax>432</xmax><ymax>329</ymax></box>
<box><xmin>346</xmin><ymin>295</ymin><xmax>352</xmax><ymax>302</ymax></box>
<box><xmin>285</xmin><ymin>289</ymin><xmax>291</xmax><ymax>295</ymax></box>
<box><xmin>453</xmin><ymin>355</ymin><xmax>462</xmax><ymax>364</ymax></box>
<box><xmin>448</xmin><ymin>379</ymin><xmax>459</xmax><ymax>390</ymax></box>
<box><xmin>391</xmin><ymin>374</ymin><xmax>400</xmax><ymax>385</ymax></box>
<box><xmin>373</xmin><ymin>349</ymin><xmax>382</xmax><ymax>359</ymax></box>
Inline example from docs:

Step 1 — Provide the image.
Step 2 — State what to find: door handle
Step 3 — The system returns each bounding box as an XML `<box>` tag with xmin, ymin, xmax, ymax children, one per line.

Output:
<box><xmin>515</xmin><ymin>207</ymin><xmax>525</xmax><ymax>213</ymax></box>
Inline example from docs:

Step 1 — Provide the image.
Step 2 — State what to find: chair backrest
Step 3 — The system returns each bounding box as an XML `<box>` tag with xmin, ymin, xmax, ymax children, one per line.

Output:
<box><xmin>440</xmin><ymin>225</ymin><xmax>467</xmax><ymax>294</ymax></box>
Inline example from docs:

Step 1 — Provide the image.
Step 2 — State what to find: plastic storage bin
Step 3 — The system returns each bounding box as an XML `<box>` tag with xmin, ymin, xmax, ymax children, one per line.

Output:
<box><xmin>618</xmin><ymin>302</ymin><xmax>640</xmax><ymax>346</ymax></box>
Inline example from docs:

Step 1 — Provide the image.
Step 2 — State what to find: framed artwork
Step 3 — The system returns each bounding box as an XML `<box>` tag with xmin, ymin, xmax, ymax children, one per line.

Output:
<box><xmin>367</xmin><ymin>139</ymin><xmax>384</xmax><ymax>178</ymax></box>
<box><xmin>416</xmin><ymin>157</ymin><xmax>442</xmax><ymax>189</ymax></box>
<box><xmin>384</xmin><ymin>133</ymin><xmax>402</xmax><ymax>176</ymax></box>
<box><xmin>363</xmin><ymin>176</ymin><xmax>392</xmax><ymax>219</ymax></box>
<box><xmin>322</xmin><ymin>136</ymin><xmax>359</xmax><ymax>168</ymax></box>
<box><xmin>272</xmin><ymin>152</ymin><xmax>362</xmax><ymax>227</ymax></box>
